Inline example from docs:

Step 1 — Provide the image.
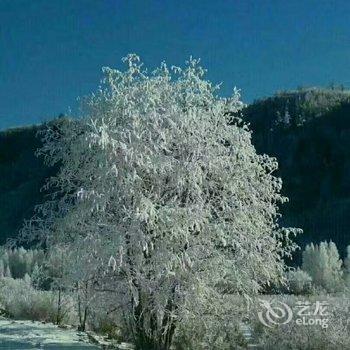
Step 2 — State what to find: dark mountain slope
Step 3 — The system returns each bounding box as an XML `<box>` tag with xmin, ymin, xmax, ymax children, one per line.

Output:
<box><xmin>243</xmin><ymin>88</ymin><xmax>350</xmax><ymax>258</ymax></box>
<box><xmin>1</xmin><ymin>89</ymin><xmax>350</xmax><ymax>261</ymax></box>
<box><xmin>0</xmin><ymin>124</ymin><xmax>54</xmax><ymax>243</ymax></box>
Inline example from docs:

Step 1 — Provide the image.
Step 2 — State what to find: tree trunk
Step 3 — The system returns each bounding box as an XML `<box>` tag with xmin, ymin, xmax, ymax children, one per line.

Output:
<box><xmin>56</xmin><ymin>287</ymin><xmax>62</xmax><ymax>325</ymax></box>
<box><xmin>78</xmin><ymin>281</ymin><xmax>89</xmax><ymax>332</ymax></box>
<box><xmin>77</xmin><ymin>290</ymin><xmax>82</xmax><ymax>326</ymax></box>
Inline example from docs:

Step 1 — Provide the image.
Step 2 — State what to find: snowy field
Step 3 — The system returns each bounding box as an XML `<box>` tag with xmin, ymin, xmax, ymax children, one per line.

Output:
<box><xmin>0</xmin><ymin>318</ymin><xmax>100</xmax><ymax>349</ymax></box>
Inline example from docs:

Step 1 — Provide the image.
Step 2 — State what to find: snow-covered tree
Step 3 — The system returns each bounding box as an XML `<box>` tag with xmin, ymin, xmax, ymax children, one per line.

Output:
<box><xmin>23</xmin><ymin>55</ymin><xmax>299</xmax><ymax>349</ymax></box>
<box><xmin>4</xmin><ymin>265</ymin><xmax>11</xmax><ymax>278</ymax></box>
<box><xmin>31</xmin><ymin>263</ymin><xmax>43</xmax><ymax>289</ymax></box>
<box><xmin>0</xmin><ymin>247</ymin><xmax>44</xmax><ymax>279</ymax></box>
<box><xmin>0</xmin><ymin>259</ymin><xmax>4</xmax><ymax>278</ymax></box>
<box><xmin>343</xmin><ymin>245</ymin><xmax>350</xmax><ymax>287</ymax></box>
<box><xmin>302</xmin><ymin>241</ymin><xmax>343</xmax><ymax>292</ymax></box>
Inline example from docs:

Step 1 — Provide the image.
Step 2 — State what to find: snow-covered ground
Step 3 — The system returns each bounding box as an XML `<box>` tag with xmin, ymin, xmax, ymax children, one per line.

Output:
<box><xmin>0</xmin><ymin>318</ymin><xmax>100</xmax><ymax>349</ymax></box>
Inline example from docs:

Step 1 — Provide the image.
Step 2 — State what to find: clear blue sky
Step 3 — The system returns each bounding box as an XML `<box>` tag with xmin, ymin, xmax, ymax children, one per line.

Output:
<box><xmin>1</xmin><ymin>0</ymin><xmax>350</xmax><ymax>129</ymax></box>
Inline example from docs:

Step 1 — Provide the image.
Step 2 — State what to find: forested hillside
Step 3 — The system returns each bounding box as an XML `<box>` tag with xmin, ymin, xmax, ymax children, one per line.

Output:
<box><xmin>243</xmin><ymin>88</ymin><xmax>350</xmax><ymax>259</ymax></box>
<box><xmin>2</xmin><ymin>88</ymin><xmax>350</xmax><ymax>261</ymax></box>
<box><xmin>0</xmin><ymin>124</ymin><xmax>53</xmax><ymax>243</ymax></box>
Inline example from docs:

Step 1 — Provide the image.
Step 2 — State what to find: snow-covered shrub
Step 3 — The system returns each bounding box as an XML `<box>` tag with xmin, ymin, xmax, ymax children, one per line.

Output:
<box><xmin>173</xmin><ymin>295</ymin><xmax>248</xmax><ymax>350</ymax></box>
<box><xmin>0</xmin><ymin>277</ymin><xmax>74</xmax><ymax>323</ymax></box>
<box><xmin>287</xmin><ymin>268</ymin><xmax>313</xmax><ymax>295</ymax></box>
<box><xmin>88</xmin><ymin>302</ymin><xmax>123</xmax><ymax>341</ymax></box>
<box><xmin>251</xmin><ymin>295</ymin><xmax>350</xmax><ymax>350</ymax></box>
<box><xmin>23</xmin><ymin>55</ymin><xmax>299</xmax><ymax>349</ymax></box>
